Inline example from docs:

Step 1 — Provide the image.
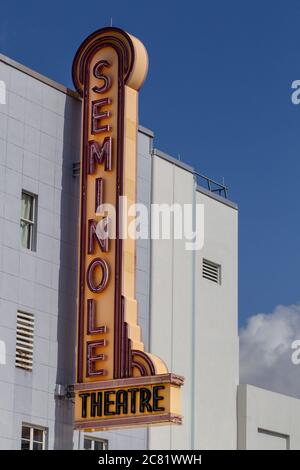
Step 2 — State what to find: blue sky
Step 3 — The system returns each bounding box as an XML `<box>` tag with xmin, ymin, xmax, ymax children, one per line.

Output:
<box><xmin>1</xmin><ymin>0</ymin><xmax>299</xmax><ymax>326</ymax></box>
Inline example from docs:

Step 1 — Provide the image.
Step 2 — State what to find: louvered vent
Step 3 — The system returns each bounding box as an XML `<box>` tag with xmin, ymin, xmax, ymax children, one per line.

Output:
<box><xmin>15</xmin><ymin>311</ymin><xmax>34</xmax><ymax>371</ymax></box>
<box><xmin>202</xmin><ymin>259</ymin><xmax>221</xmax><ymax>284</ymax></box>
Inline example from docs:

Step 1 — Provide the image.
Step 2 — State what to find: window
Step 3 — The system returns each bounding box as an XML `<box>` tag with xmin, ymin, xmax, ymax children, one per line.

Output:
<box><xmin>84</xmin><ymin>437</ymin><xmax>108</xmax><ymax>450</ymax></box>
<box><xmin>20</xmin><ymin>191</ymin><xmax>37</xmax><ymax>251</ymax></box>
<box><xmin>15</xmin><ymin>311</ymin><xmax>34</xmax><ymax>371</ymax></box>
<box><xmin>202</xmin><ymin>258</ymin><xmax>221</xmax><ymax>284</ymax></box>
<box><xmin>21</xmin><ymin>424</ymin><xmax>47</xmax><ymax>450</ymax></box>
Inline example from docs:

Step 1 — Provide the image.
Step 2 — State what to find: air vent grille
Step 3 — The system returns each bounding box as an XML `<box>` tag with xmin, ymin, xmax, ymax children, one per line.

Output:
<box><xmin>15</xmin><ymin>311</ymin><xmax>34</xmax><ymax>371</ymax></box>
<box><xmin>202</xmin><ymin>259</ymin><xmax>221</xmax><ymax>284</ymax></box>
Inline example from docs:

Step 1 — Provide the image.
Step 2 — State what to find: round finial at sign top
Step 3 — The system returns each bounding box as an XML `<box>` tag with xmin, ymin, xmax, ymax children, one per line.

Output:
<box><xmin>72</xmin><ymin>27</ymin><xmax>148</xmax><ymax>96</ymax></box>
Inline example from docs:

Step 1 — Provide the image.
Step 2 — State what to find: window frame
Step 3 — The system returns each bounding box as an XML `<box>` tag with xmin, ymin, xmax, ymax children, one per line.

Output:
<box><xmin>83</xmin><ymin>436</ymin><xmax>109</xmax><ymax>450</ymax></box>
<box><xmin>21</xmin><ymin>424</ymin><xmax>47</xmax><ymax>450</ymax></box>
<box><xmin>20</xmin><ymin>190</ymin><xmax>37</xmax><ymax>251</ymax></box>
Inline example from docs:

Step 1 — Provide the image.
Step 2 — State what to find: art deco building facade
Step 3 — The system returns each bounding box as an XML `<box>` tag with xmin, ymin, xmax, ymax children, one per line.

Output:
<box><xmin>0</xmin><ymin>53</ymin><xmax>300</xmax><ymax>450</ymax></box>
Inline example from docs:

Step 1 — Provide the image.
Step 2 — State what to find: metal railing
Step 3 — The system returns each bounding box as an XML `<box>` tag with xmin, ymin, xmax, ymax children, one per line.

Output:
<box><xmin>72</xmin><ymin>162</ymin><xmax>229</xmax><ymax>199</ymax></box>
<box><xmin>194</xmin><ymin>171</ymin><xmax>228</xmax><ymax>199</ymax></box>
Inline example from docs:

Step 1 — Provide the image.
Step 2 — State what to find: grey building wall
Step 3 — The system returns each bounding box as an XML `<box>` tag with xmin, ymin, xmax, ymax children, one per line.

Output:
<box><xmin>194</xmin><ymin>188</ymin><xmax>239</xmax><ymax>449</ymax></box>
<box><xmin>136</xmin><ymin>127</ymin><xmax>153</xmax><ymax>352</ymax></box>
<box><xmin>149</xmin><ymin>155</ymin><xmax>195</xmax><ymax>449</ymax></box>
<box><xmin>148</xmin><ymin>151</ymin><xmax>239</xmax><ymax>449</ymax></box>
<box><xmin>0</xmin><ymin>56</ymin><xmax>81</xmax><ymax>449</ymax></box>
<box><xmin>238</xmin><ymin>385</ymin><xmax>300</xmax><ymax>449</ymax></box>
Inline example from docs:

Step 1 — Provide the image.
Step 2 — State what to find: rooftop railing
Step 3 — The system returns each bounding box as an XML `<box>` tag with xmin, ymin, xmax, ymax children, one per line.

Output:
<box><xmin>72</xmin><ymin>162</ymin><xmax>229</xmax><ymax>199</ymax></box>
<box><xmin>195</xmin><ymin>171</ymin><xmax>228</xmax><ymax>199</ymax></box>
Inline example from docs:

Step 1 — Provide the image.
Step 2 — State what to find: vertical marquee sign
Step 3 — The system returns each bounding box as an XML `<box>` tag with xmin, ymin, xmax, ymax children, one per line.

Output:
<box><xmin>72</xmin><ymin>27</ymin><xmax>184</xmax><ymax>430</ymax></box>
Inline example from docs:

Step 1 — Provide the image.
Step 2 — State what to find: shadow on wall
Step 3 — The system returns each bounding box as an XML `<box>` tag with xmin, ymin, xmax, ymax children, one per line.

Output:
<box><xmin>54</xmin><ymin>94</ymin><xmax>81</xmax><ymax>449</ymax></box>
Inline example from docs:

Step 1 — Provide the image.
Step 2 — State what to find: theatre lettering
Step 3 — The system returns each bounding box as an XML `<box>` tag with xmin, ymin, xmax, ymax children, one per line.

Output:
<box><xmin>72</xmin><ymin>27</ymin><xmax>184</xmax><ymax>429</ymax></box>
<box><xmin>80</xmin><ymin>385</ymin><xmax>165</xmax><ymax>418</ymax></box>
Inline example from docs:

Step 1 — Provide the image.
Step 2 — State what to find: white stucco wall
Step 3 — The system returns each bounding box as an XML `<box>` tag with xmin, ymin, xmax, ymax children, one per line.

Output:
<box><xmin>148</xmin><ymin>153</ymin><xmax>239</xmax><ymax>449</ymax></box>
<box><xmin>149</xmin><ymin>155</ymin><xmax>194</xmax><ymax>449</ymax></box>
<box><xmin>194</xmin><ymin>189</ymin><xmax>239</xmax><ymax>449</ymax></box>
<box><xmin>238</xmin><ymin>384</ymin><xmax>300</xmax><ymax>449</ymax></box>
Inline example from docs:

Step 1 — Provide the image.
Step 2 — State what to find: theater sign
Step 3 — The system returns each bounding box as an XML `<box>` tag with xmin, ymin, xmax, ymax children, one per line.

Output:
<box><xmin>72</xmin><ymin>27</ymin><xmax>184</xmax><ymax>430</ymax></box>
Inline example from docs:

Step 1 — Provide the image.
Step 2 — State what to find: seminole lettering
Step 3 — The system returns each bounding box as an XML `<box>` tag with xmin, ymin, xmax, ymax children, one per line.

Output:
<box><xmin>85</xmin><ymin>59</ymin><xmax>112</xmax><ymax>378</ymax></box>
<box><xmin>79</xmin><ymin>386</ymin><xmax>165</xmax><ymax>418</ymax></box>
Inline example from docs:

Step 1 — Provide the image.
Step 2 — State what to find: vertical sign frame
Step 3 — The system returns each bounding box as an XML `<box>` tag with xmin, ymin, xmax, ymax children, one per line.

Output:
<box><xmin>72</xmin><ymin>27</ymin><xmax>184</xmax><ymax>430</ymax></box>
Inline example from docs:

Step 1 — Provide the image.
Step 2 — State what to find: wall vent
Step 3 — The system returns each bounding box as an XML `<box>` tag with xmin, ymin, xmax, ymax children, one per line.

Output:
<box><xmin>72</xmin><ymin>162</ymin><xmax>80</xmax><ymax>177</ymax></box>
<box><xmin>202</xmin><ymin>259</ymin><xmax>221</xmax><ymax>284</ymax></box>
<box><xmin>15</xmin><ymin>311</ymin><xmax>34</xmax><ymax>371</ymax></box>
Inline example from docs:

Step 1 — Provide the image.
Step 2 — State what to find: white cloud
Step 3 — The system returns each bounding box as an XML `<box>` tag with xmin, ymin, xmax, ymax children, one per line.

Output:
<box><xmin>239</xmin><ymin>303</ymin><xmax>300</xmax><ymax>399</ymax></box>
